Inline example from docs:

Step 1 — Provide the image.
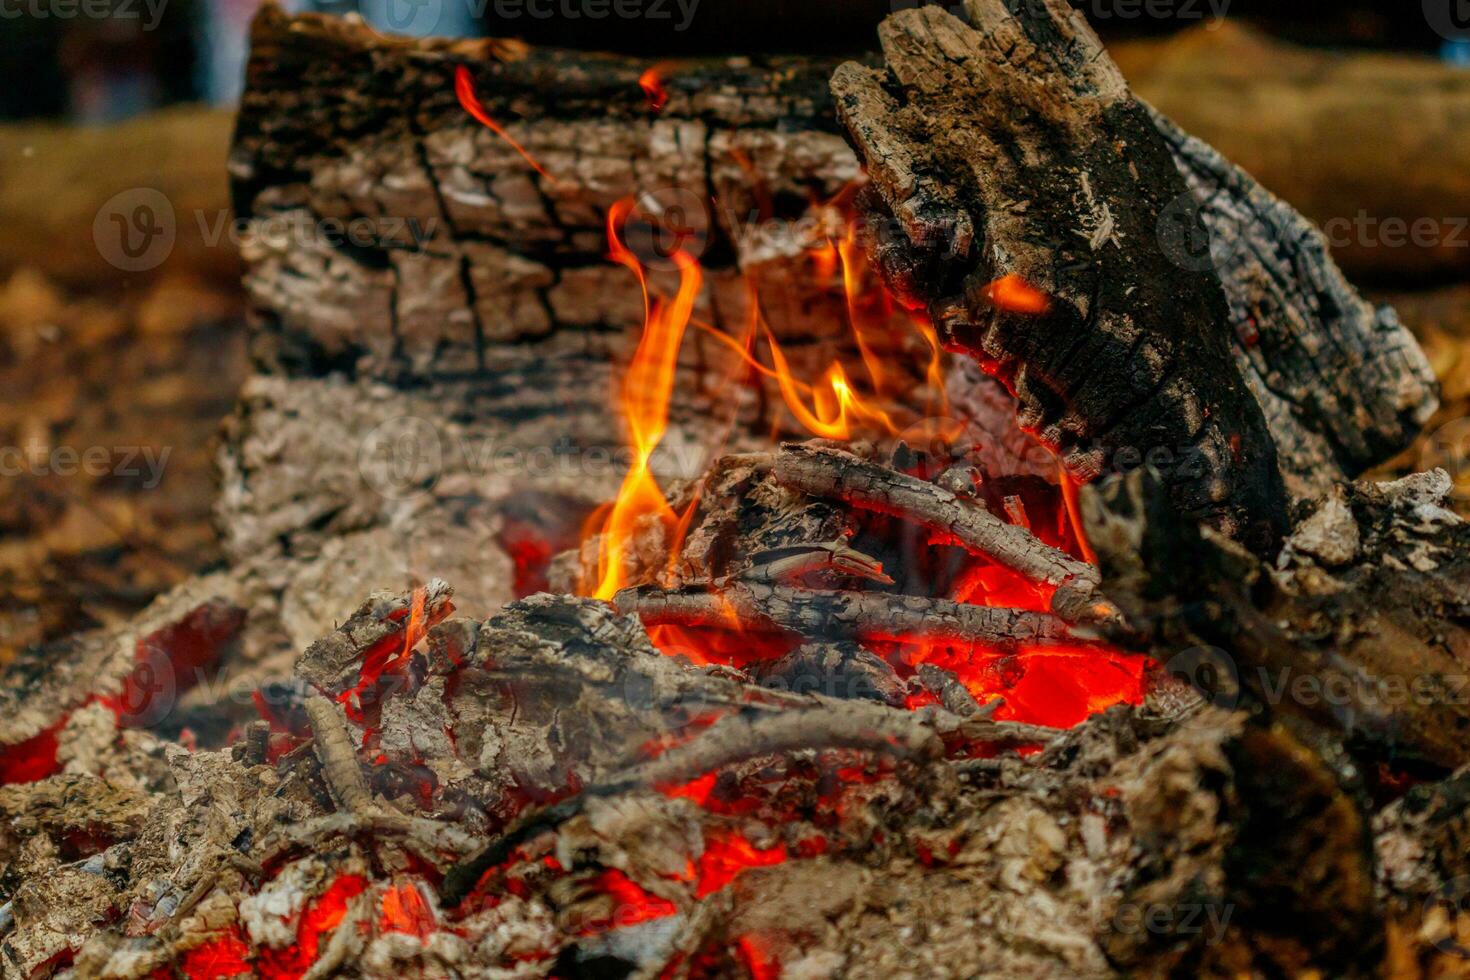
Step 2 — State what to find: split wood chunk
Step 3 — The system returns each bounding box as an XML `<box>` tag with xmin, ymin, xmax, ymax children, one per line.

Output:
<box><xmin>832</xmin><ymin>0</ymin><xmax>1289</xmax><ymax>553</ymax></box>
<box><xmin>1085</xmin><ymin>468</ymin><xmax>1470</xmax><ymax>771</ymax></box>
<box><xmin>614</xmin><ymin>581</ymin><xmax>1079</xmax><ymax>649</ymax></box>
<box><xmin>1148</xmin><ymin>109</ymin><xmax>1438</xmax><ymax>502</ymax></box>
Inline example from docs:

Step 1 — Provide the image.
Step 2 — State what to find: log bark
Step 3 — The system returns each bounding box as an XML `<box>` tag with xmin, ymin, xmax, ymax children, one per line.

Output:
<box><xmin>830</xmin><ymin>0</ymin><xmax>1289</xmax><ymax>553</ymax></box>
<box><xmin>1084</xmin><ymin>467</ymin><xmax>1470</xmax><ymax>771</ymax></box>
<box><xmin>830</xmin><ymin>0</ymin><xmax>1436</xmax><ymax>539</ymax></box>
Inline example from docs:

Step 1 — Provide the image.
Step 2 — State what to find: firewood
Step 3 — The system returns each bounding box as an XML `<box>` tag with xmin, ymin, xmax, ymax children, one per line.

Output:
<box><xmin>614</xmin><ymin>582</ymin><xmax>1079</xmax><ymax>649</ymax></box>
<box><xmin>830</xmin><ymin>0</ymin><xmax>1289</xmax><ymax>553</ymax></box>
<box><xmin>304</xmin><ymin>695</ymin><xmax>375</xmax><ymax>815</ymax></box>
<box><xmin>830</xmin><ymin>0</ymin><xmax>1436</xmax><ymax>548</ymax></box>
<box><xmin>771</xmin><ymin>442</ymin><xmax>1107</xmax><ymax>620</ymax></box>
<box><xmin>1085</xmin><ymin>467</ymin><xmax>1470</xmax><ymax>771</ymax></box>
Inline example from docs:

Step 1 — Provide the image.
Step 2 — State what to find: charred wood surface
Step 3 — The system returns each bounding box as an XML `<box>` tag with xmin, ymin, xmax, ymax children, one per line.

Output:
<box><xmin>830</xmin><ymin>0</ymin><xmax>1434</xmax><ymax>543</ymax></box>
<box><xmin>1086</xmin><ymin>468</ymin><xmax>1470</xmax><ymax>771</ymax></box>
<box><xmin>830</xmin><ymin>0</ymin><xmax>1288</xmax><ymax>553</ymax></box>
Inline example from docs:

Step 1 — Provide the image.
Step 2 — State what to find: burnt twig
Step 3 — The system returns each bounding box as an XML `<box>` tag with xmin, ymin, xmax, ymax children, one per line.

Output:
<box><xmin>771</xmin><ymin>444</ymin><xmax>1114</xmax><ymax>623</ymax></box>
<box><xmin>615</xmin><ymin>581</ymin><xmax>1083</xmax><ymax>649</ymax></box>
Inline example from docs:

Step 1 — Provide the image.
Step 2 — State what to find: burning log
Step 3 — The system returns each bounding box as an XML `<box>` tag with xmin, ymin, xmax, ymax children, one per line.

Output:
<box><xmin>770</xmin><ymin>443</ymin><xmax>1108</xmax><ymax>621</ymax></box>
<box><xmin>615</xmin><ymin>582</ymin><xmax>1078</xmax><ymax>649</ymax></box>
<box><xmin>831</xmin><ymin>0</ymin><xmax>1434</xmax><ymax>545</ymax></box>
<box><xmin>830</xmin><ymin>0</ymin><xmax>1288</xmax><ymax>553</ymax></box>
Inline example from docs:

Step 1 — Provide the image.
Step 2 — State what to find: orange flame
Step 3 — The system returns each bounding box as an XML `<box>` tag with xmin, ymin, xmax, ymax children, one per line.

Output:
<box><xmin>763</xmin><ymin>326</ymin><xmax>896</xmax><ymax>441</ymax></box>
<box><xmin>454</xmin><ymin>65</ymin><xmax>559</xmax><ymax>187</ymax></box>
<box><xmin>589</xmin><ymin>200</ymin><xmax>703</xmax><ymax>600</ymax></box>
<box><xmin>983</xmin><ymin>273</ymin><xmax>1051</xmax><ymax>315</ymax></box>
<box><xmin>638</xmin><ymin>63</ymin><xmax>671</xmax><ymax>112</ymax></box>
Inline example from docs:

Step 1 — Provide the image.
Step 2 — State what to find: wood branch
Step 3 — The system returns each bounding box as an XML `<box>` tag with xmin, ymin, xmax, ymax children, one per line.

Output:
<box><xmin>615</xmin><ymin>581</ymin><xmax>1079</xmax><ymax>649</ymax></box>
<box><xmin>771</xmin><ymin>443</ymin><xmax>1105</xmax><ymax>619</ymax></box>
<box><xmin>831</xmin><ymin>0</ymin><xmax>1288</xmax><ymax>554</ymax></box>
<box><xmin>915</xmin><ymin>662</ymin><xmax>990</xmax><ymax>718</ymax></box>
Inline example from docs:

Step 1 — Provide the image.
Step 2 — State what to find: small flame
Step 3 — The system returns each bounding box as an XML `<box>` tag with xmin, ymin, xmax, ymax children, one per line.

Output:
<box><xmin>983</xmin><ymin>273</ymin><xmax>1051</xmax><ymax>315</ymax></box>
<box><xmin>401</xmin><ymin>584</ymin><xmax>428</xmax><ymax>660</ymax></box>
<box><xmin>454</xmin><ymin>65</ymin><xmax>560</xmax><ymax>187</ymax></box>
<box><xmin>638</xmin><ymin>63</ymin><xmax>671</xmax><ymax>112</ymax></box>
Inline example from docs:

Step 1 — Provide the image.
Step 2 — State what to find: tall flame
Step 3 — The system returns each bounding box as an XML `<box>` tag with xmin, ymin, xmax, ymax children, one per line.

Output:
<box><xmin>588</xmin><ymin>200</ymin><xmax>703</xmax><ymax>600</ymax></box>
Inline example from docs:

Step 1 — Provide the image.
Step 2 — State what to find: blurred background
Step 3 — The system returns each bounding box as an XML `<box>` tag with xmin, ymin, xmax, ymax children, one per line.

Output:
<box><xmin>1</xmin><ymin>1</ymin><xmax>1468</xmax><ymax>661</ymax></box>
<box><xmin>4</xmin><ymin>0</ymin><xmax>1470</xmax><ymax>122</ymax></box>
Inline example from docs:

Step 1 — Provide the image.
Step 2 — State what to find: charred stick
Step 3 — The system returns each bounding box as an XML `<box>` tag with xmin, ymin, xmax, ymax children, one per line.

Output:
<box><xmin>771</xmin><ymin>444</ymin><xmax>1111</xmax><ymax>622</ymax></box>
<box><xmin>304</xmin><ymin>695</ymin><xmax>375</xmax><ymax>815</ymax></box>
<box><xmin>268</xmin><ymin>812</ymin><xmax>489</xmax><ymax>858</ymax></box>
<box><xmin>916</xmin><ymin>663</ymin><xmax>993</xmax><ymax>718</ymax></box>
<box><xmin>615</xmin><ymin>582</ymin><xmax>1080</xmax><ymax>649</ymax></box>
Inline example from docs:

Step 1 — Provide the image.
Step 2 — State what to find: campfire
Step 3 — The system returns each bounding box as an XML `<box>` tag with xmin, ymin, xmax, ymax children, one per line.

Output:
<box><xmin>4</xmin><ymin>1</ymin><xmax>1470</xmax><ymax>978</ymax></box>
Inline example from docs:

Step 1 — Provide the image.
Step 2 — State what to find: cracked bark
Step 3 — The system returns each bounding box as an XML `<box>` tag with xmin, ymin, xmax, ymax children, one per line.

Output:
<box><xmin>830</xmin><ymin>0</ymin><xmax>1434</xmax><ymax>556</ymax></box>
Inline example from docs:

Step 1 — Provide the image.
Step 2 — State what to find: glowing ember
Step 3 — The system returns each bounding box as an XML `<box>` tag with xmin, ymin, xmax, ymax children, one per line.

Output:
<box><xmin>255</xmin><ymin>874</ymin><xmax>368</xmax><ymax>980</ymax></box>
<box><xmin>453</xmin><ymin>65</ymin><xmax>559</xmax><ymax>186</ymax></box>
<box><xmin>0</xmin><ymin>719</ymin><xmax>64</xmax><ymax>784</ymax></box>
<box><xmin>178</xmin><ymin>925</ymin><xmax>251</xmax><ymax>980</ymax></box>
<box><xmin>378</xmin><ymin>881</ymin><xmax>437</xmax><ymax>939</ymax></box>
